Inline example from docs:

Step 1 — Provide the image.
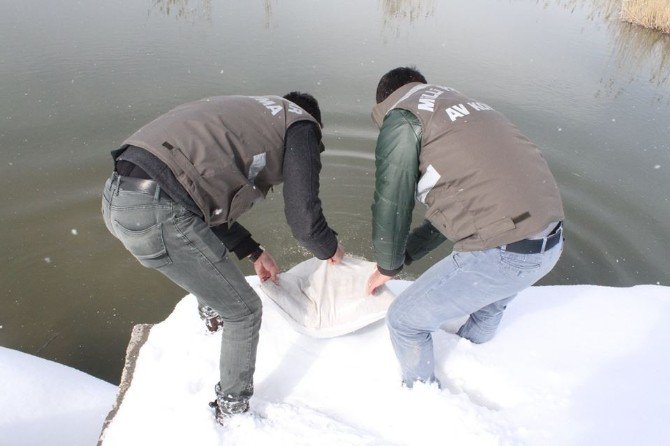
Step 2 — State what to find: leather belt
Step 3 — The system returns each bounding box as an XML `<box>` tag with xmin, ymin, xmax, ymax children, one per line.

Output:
<box><xmin>111</xmin><ymin>172</ymin><xmax>160</xmax><ymax>196</ymax></box>
<box><xmin>502</xmin><ymin>223</ymin><xmax>563</xmax><ymax>254</ymax></box>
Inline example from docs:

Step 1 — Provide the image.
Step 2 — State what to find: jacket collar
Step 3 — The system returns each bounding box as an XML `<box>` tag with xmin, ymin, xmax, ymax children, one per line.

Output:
<box><xmin>371</xmin><ymin>82</ymin><xmax>428</xmax><ymax>128</ymax></box>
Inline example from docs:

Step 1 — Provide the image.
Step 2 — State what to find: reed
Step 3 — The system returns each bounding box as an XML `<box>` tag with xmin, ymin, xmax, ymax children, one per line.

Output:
<box><xmin>621</xmin><ymin>0</ymin><xmax>670</xmax><ymax>33</ymax></box>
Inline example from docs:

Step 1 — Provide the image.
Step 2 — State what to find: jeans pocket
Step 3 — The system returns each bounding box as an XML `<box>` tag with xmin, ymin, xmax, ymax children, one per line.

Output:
<box><xmin>499</xmin><ymin>251</ymin><xmax>541</xmax><ymax>277</ymax></box>
<box><xmin>101</xmin><ymin>195</ymin><xmax>114</xmax><ymax>235</ymax></box>
<box><xmin>112</xmin><ymin>220</ymin><xmax>172</xmax><ymax>268</ymax></box>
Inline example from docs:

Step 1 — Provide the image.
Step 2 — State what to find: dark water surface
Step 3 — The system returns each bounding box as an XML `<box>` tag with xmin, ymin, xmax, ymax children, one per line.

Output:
<box><xmin>1</xmin><ymin>0</ymin><xmax>669</xmax><ymax>384</ymax></box>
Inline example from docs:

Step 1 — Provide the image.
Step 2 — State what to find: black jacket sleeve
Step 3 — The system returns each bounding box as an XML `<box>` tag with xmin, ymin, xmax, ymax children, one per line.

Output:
<box><xmin>211</xmin><ymin>222</ymin><xmax>261</xmax><ymax>260</ymax></box>
<box><xmin>282</xmin><ymin>121</ymin><xmax>338</xmax><ymax>260</ymax></box>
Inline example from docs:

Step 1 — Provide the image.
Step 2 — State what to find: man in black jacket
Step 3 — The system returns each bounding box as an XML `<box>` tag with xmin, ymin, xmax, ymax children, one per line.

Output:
<box><xmin>102</xmin><ymin>92</ymin><xmax>343</xmax><ymax>423</ymax></box>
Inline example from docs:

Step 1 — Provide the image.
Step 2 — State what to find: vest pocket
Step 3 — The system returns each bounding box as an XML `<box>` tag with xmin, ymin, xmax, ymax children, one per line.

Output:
<box><xmin>228</xmin><ymin>183</ymin><xmax>263</xmax><ymax>222</ymax></box>
<box><xmin>426</xmin><ymin>207</ymin><xmax>451</xmax><ymax>237</ymax></box>
<box><xmin>425</xmin><ymin>198</ymin><xmax>476</xmax><ymax>242</ymax></box>
<box><xmin>112</xmin><ymin>221</ymin><xmax>172</xmax><ymax>268</ymax></box>
<box><xmin>477</xmin><ymin>217</ymin><xmax>516</xmax><ymax>241</ymax></box>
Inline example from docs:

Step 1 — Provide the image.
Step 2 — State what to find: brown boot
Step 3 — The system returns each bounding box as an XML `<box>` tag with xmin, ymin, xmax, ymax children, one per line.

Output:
<box><xmin>198</xmin><ymin>305</ymin><xmax>224</xmax><ymax>333</ymax></box>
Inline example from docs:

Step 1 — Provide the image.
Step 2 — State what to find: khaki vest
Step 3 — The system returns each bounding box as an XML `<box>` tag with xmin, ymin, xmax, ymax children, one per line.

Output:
<box><xmin>123</xmin><ymin>95</ymin><xmax>319</xmax><ymax>225</ymax></box>
<box><xmin>372</xmin><ymin>83</ymin><xmax>565</xmax><ymax>251</ymax></box>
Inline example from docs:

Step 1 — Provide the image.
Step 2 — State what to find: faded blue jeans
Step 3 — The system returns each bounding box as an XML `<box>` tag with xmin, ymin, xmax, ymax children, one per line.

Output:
<box><xmin>387</xmin><ymin>238</ymin><xmax>563</xmax><ymax>386</ymax></box>
<box><xmin>102</xmin><ymin>174</ymin><xmax>261</xmax><ymax>410</ymax></box>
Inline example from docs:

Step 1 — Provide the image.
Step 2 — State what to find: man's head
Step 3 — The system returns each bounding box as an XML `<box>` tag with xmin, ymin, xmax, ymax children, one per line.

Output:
<box><xmin>375</xmin><ymin>66</ymin><xmax>427</xmax><ymax>104</ymax></box>
<box><xmin>284</xmin><ymin>91</ymin><xmax>322</xmax><ymax>127</ymax></box>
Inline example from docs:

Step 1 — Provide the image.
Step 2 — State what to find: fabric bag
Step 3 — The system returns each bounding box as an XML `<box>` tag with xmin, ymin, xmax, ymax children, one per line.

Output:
<box><xmin>259</xmin><ymin>256</ymin><xmax>396</xmax><ymax>338</ymax></box>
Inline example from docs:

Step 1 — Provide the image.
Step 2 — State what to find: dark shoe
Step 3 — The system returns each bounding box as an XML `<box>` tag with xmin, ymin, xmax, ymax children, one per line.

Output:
<box><xmin>198</xmin><ymin>305</ymin><xmax>224</xmax><ymax>333</ymax></box>
<box><xmin>208</xmin><ymin>399</ymin><xmax>250</xmax><ymax>425</ymax></box>
<box><xmin>210</xmin><ymin>383</ymin><xmax>250</xmax><ymax>425</ymax></box>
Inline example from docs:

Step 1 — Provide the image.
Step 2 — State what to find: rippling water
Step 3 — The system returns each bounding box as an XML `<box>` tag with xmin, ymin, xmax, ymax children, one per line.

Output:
<box><xmin>1</xmin><ymin>0</ymin><xmax>669</xmax><ymax>383</ymax></box>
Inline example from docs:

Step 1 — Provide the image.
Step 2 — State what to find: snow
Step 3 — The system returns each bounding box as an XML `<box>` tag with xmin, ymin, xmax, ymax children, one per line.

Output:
<box><xmin>0</xmin><ymin>346</ymin><xmax>117</xmax><ymax>446</ymax></box>
<box><xmin>99</xmin><ymin>280</ymin><xmax>669</xmax><ymax>446</ymax></box>
<box><xmin>2</xmin><ymin>280</ymin><xmax>669</xmax><ymax>446</ymax></box>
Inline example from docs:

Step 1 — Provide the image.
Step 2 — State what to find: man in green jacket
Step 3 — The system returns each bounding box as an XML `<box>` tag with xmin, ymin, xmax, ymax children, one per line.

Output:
<box><xmin>367</xmin><ymin>67</ymin><xmax>565</xmax><ymax>387</ymax></box>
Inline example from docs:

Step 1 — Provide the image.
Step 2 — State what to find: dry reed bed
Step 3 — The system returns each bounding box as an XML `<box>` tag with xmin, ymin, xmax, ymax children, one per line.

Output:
<box><xmin>621</xmin><ymin>0</ymin><xmax>670</xmax><ymax>33</ymax></box>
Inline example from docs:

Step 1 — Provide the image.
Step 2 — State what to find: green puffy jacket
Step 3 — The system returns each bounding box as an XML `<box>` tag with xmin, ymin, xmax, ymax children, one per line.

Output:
<box><xmin>371</xmin><ymin>109</ymin><xmax>447</xmax><ymax>275</ymax></box>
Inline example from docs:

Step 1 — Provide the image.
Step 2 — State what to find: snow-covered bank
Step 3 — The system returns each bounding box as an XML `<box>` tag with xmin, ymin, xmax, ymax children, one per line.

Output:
<box><xmin>98</xmin><ymin>280</ymin><xmax>670</xmax><ymax>446</ymax></box>
<box><xmin>0</xmin><ymin>346</ymin><xmax>117</xmax><ymax>446</ymax></box>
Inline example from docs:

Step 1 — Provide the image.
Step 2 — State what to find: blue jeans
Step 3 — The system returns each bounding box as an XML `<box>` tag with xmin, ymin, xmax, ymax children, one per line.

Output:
<box><xmin>387</xmin><ymin>238</ymin><xmax>563</xmax><ymax>386</ymax></box>
<box><xmin>102</xmin><ymin>174</ymin><xmax>261</xmax><ymax>409</ymax></box>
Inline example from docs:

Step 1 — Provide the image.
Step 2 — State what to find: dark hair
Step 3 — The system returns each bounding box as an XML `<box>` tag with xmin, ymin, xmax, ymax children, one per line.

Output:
<box><xmin>283</xmin><ymin>91</ymin><xmax>323</xmax><ymax>127</ymax></box>
<box><xmin>375</xmin><ymin>66</ymin><xmax>427</xmax><ymax>103</ymax></box>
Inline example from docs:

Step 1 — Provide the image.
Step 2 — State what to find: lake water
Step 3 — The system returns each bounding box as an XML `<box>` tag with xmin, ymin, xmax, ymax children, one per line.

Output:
<box><xmin>1</xmin><ymin>0</ymin><xmax>669</xmax><ymax>384</ymax></box>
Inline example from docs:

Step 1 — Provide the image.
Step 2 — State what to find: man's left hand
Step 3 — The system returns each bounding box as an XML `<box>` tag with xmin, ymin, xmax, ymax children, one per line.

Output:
<box><xmin>367</xmin><ymin>268</ymin><xmax>392</xmax><ymax>295</ymax></box>
<box><xmin>328</xmin><ymin>243</ymin><xmax>345</xmax><ymax>265</ymax></box>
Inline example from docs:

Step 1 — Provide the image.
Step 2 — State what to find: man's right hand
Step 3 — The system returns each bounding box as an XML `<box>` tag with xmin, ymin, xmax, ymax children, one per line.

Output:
<box><xmin>367</xmin><ymin>268</ymin><xmax>393</xmax><ymax>295</ymax></box>
<box><xmin>253</xmin><ymin>251</ymin><xmax>280</xmax><ymax>284</ymax></box>
<box><xmin>328</xmin><ymin>243</ymin><xmax>345</xmax><ymax>264</ymax></box>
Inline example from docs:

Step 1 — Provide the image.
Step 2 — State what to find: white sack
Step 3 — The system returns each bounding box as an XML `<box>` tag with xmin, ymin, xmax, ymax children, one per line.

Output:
<box><xmin>259</xmin><ymin>256</ymin><xmax>396</xmax><ymax>338</ymax></box>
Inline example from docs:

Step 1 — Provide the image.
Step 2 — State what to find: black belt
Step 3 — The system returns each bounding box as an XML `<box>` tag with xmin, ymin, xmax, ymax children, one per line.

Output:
<box><xmin>502</xmin><ymin>223</ymin><xmax>563</xmax><ymax>254</ymax></box>
<box><xmin>111</xmin><ymin>172</ymin><xmax>160</xmax><ymax>196</ymax></box>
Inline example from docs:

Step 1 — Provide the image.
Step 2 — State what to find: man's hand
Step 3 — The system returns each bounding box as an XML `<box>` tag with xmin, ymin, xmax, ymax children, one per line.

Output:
<box><xmin>367</xmin><ymin>268</ymin><xmax>392</xmax><ymax>295</ymax></box>
<box><xmin>328</xmin><ymin>243</ymin><xmax>345</xmax><ymax>265</ymax></box>
<box><xmin>253</xmin><ymin>251</ymin><xmax>280</xmax><ymax>284</ymax></box>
